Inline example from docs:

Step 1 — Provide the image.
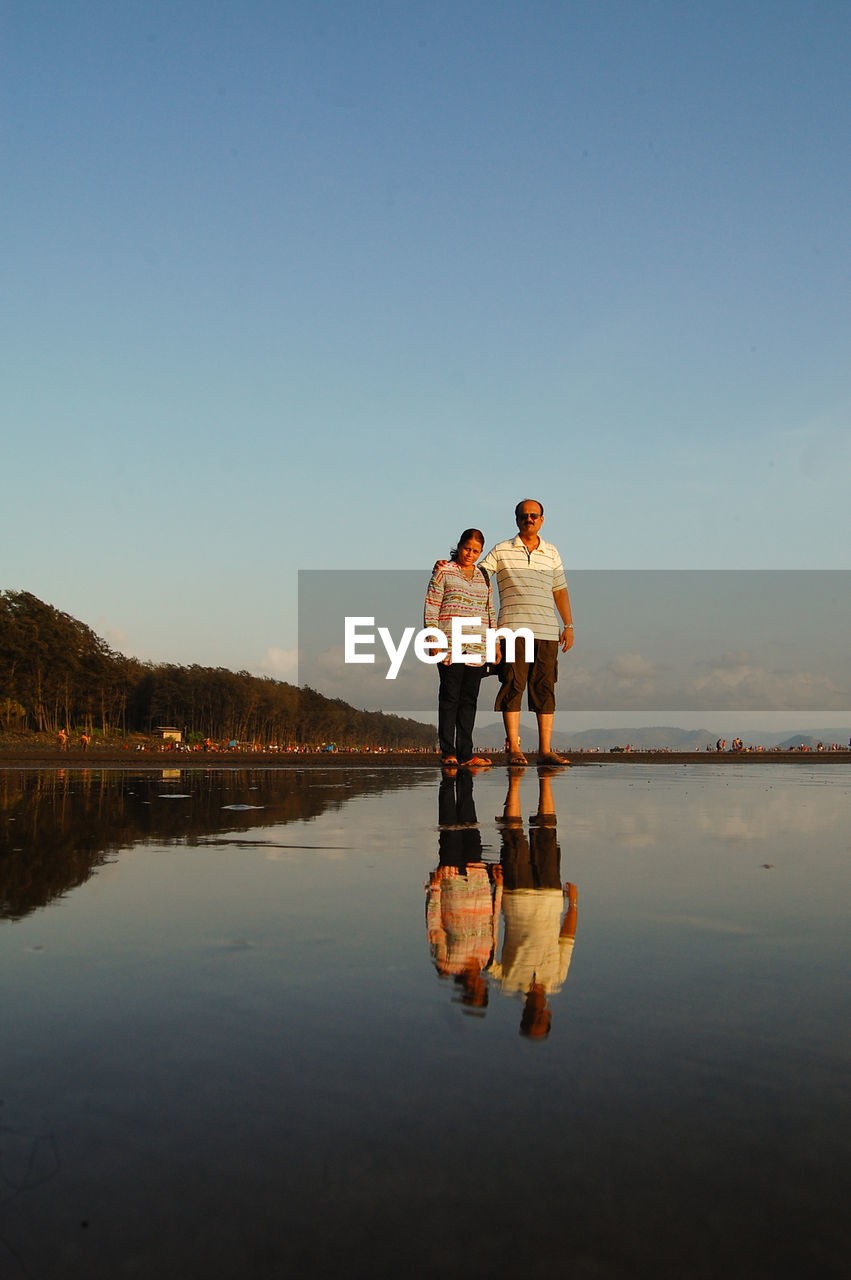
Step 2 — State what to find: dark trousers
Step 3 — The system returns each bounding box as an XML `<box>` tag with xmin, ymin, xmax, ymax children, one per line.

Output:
<box><xmin>437</xmin><ymin>662</ymin><xmax>484</xmax><ymax>760</ymax></box>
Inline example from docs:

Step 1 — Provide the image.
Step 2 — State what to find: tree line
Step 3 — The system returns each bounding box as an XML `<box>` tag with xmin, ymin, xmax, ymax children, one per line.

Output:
<box><xmin>0</xmin><ymin>590</ymin><xmax>435</xmax><ymax>748</ymax></box>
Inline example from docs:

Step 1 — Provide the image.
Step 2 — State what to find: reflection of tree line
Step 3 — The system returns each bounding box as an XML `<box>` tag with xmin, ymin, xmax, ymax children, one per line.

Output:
<box><xmin>426</xmin><ymin>769</ymin><xmax>578</xmax><ymax>1037</ymax></box>
<box><xmin>0</xmin><ymin>769</ymin><xmax>429</xmax><ymax>920</ymax></box>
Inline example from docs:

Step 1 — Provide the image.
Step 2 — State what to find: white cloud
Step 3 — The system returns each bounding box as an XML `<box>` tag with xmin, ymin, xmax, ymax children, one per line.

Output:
<box><xmin>607</xmin><ymin>653</ymin><xmax>658</xmax><ymax>681</ymax></box>
<box><xmin>94</xmin><ymin>614</ymin><xmax>130</xmax><ymax>653</ymax></box>
<box><xmin>302</xmin><ymin>643</ymin><xmax>437</xmax><ymax>712</ymax></box>
<box><xmin>256</xmin><ymin>647</ymin><xmax>299</xmax><ymax>677</ymax></box>
<box><xmin>562</xmin><ymin>646</ymin><xmax>847</xmax><ymax>711</ymax></box>
<box><xmin>103</xmin><ymin>625</ymin><xmax>130</xmax><ymax>652</ymax></box>
<box><xmin>689</xmin><ymin>652</ymin><xmax>848</xmax><ymax>709</ymax></box>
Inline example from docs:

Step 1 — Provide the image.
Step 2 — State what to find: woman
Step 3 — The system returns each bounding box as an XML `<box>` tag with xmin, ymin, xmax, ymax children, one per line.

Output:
<box><xmin>424</xmin><ymin>528</ymin><xmax>498</xmax><ymax>768</ymax></box>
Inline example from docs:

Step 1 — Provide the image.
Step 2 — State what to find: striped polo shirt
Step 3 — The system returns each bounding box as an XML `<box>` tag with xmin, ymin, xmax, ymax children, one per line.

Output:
<box><xmin>479</xmin><ymin>535</ymin><xmax>567</xmax><ymax>642</ymax></box>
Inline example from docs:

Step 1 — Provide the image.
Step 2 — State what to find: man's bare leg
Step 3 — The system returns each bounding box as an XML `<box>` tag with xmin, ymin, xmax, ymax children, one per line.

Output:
<box><xmin>537</xmin><ymin>712</ymin><xmax>554</xmax><ymax>755</ymax></box>
<box><xmin>537</xmin><ymin>712</ymin><xmax>568</xmax><ymax>764</ymax></box>
<box><xmin>536</xmin><ymin>771</ymin><xmax>555</xmax><ymax>818</ymax></box>
<box><xmin>500</xmin><ymin>769</ymin><xmax>524</xmax><ymax>821</ymax></box>
<box><xmin>502</xmin><ymin>710</ymin><xmax>524</xmax><ymax>759</ymax></box>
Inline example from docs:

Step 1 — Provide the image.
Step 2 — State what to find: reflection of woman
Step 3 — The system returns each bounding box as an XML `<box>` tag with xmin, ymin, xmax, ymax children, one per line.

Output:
<box><xmin>424</xmin><ymin>528</ymin><xmax>497</xmax><ymax>767</ymax></box>
<box><xmin>425</xmin><ymin>861</ymin><xmax>501</xmax><ymax>1011</ymax></box>
<box><xmin>426</xmin><ymin>770</ymin><xmax>502</xmax><ymax>1014</ymax></box>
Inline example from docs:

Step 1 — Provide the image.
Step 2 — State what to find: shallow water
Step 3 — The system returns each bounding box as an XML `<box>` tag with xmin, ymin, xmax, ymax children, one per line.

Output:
<box><xmin>1</xmin><ymin>764</ymin><xmax>849</xmax><ymax>1278</ymax></box>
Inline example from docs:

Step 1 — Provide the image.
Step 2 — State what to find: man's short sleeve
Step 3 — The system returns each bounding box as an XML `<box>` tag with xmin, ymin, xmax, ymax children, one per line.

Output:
<box><xmin>551</xmin><ymin>548</ymin><xmax>567</xmax><ymax>593</ymax></box>
<box><xmin>479</xmin><ymin>546</ymin><xmax>499</xmax><ymax>576</ymax></box>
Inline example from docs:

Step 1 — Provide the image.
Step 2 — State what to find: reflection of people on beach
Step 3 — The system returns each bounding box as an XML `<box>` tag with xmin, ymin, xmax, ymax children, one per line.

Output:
<box><xmin>490</xmin><ymin>768</ymin><xmax>578</xmax><ymax>1038</ymax></box>
<box><xmin>425</xmin><ymin>769</ymin><xmax>501</xmax><ymax>1013</ymax></box>
<box><xmin>423</xmin><ymin>528</ymin><xmax>497</xmax><ymax>769</ymax></box>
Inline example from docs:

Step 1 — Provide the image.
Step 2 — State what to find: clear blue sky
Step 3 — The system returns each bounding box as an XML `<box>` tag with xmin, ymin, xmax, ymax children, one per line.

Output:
<box><xmin>3</xmin><ymin>2</ymin><xmax>849</xmax><ymax>715</ymax></box>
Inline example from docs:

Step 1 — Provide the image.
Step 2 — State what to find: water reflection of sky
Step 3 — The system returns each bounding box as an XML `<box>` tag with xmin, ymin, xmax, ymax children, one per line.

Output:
<box><xmin>1</xmin><ymin>765</ymin><xmax>849</xmax><ymax>1278</ymax></box>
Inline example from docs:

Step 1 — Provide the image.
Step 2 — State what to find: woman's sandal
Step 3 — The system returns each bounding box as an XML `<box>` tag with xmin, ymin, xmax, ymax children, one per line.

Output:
<box><xmin>507</xmin><ymin>753</ymin><xmax>528</xmax><ymax>767</ymax></box>
<box><xmin>459</xmin><ymin>755</ymin><xmax>492</xmax><ymax>767</ymax></box>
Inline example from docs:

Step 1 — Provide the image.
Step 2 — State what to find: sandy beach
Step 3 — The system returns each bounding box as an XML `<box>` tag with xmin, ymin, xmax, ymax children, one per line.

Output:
<box><xmin>2</xmin><ymin>742</ymin><xmax>848</xmax><ymax>769</ymax></box>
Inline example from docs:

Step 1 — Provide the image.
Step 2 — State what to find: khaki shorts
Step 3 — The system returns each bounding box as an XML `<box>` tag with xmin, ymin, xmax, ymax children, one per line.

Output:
<box><xmin>494</xmin><ymin>639</ymin><xmax>558</xmax><ymax>715</ymax></box>
<box><xmin>498</xmin><ymin>825</ymin><xmax>561</xmax><ymax>890</ymax></box>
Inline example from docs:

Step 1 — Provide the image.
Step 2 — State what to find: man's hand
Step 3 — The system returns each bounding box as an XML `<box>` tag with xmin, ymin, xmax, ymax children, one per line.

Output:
<box><xmin>432</xmin><ymin>559</ymin><xmax>449</xmax><ymax>573</ymax></box>
<box><xmin>559</xmin><ymin>626</ymin><xmax>574</xmax><ymax>652</ymax></box>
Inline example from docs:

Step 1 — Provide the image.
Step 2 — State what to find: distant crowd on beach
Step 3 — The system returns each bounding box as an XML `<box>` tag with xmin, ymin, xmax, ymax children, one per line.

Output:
<box><xmin>54</xmin><ymin>733</ymin><xmax>437</xmax><ymax>755</ymax></box>
<box><xmin>51</xmin><ymin>730</ymin><xmax>851</xmax><ymax>756</ymax></box>
<box><xmin>712</xmin><ymin>737</ymin><xmax>850</xmax><ymax>753</ymax></box>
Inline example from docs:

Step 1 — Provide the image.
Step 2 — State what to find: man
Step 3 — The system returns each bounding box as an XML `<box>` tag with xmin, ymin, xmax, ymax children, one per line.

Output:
<box><xmin>479</xmin><ymin>499</ymin><xmax>574</xmax><ymax>766</ymax></box>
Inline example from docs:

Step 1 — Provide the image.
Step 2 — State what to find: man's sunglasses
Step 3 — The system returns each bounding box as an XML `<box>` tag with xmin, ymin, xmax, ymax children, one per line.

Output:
<box><xmin>518</xmin><ymin>512</ymin><xmax>542</xmax><ymax>521</ymax></box>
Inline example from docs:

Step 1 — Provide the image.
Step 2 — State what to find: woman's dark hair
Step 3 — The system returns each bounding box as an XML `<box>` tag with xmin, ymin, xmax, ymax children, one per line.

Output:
<box><xmin>450</xmin><ymin>528</ymin><xmax>485</xmax><ymax>563</ymax></box>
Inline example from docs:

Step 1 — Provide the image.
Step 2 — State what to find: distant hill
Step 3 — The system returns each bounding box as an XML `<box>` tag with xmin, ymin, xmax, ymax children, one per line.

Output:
<box><xmin>566</xmin><ymin>726</ymin><xmax>716</xmax><ymax>751</ymax></box>
<box><xmin>475</xmin><ymin>721</ymin><xmax>715</xmax><ymax>752</ymax></box>
<box><xmin>474</xmin><ymin>720</ymin><xmax>851</xmax><ymax>752</ymax></box>
<box><xmin>775</xmin><ymin>732</ymin><xmax>850</xmax><ymax>751</ymax></box>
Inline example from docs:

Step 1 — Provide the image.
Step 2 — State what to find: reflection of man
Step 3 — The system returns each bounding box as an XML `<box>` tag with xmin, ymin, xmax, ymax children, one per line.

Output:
<box><xmin>489</xmin><ymin>768</ymin><xmax>578</xmax><ymax>1038</ymax></box>
<box><xmin>479</xmin><ymin>499</ymin><xmax>574</xmax><ymax>766</ymax></box>
<box><xmin>425</xmin><ymin>770</ymin><xmax>501</xmax><ymax>1013</ymax></box>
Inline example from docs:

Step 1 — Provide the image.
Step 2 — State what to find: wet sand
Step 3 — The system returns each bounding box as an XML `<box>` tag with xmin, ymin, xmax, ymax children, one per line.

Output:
<box><xmin>3</xmin><ymin>764</ymin><xmax>849</xmax><ymax>1278</ymax></box>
